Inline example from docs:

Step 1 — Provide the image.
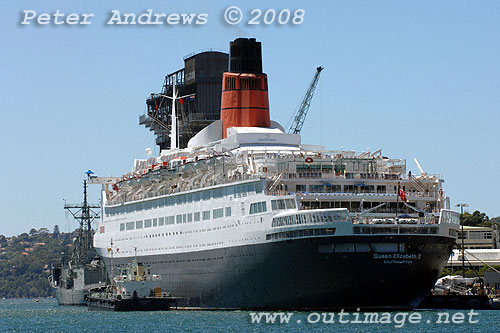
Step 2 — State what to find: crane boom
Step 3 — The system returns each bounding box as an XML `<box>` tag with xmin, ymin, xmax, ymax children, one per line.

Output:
<box><xmin>288</xmin><ymin>66</ymin><xmax>324</xmax><ymax>134</ymax></box>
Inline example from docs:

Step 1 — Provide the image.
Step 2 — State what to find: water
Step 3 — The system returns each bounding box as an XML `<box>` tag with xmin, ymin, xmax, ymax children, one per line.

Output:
<box><xmin>0</xmin><ymin>299</ymin><xmax>498</xmax><ymax>332</ymax></box>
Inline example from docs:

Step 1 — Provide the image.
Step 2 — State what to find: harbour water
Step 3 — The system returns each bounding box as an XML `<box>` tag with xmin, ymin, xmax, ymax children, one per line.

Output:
<box><xmin>0</xmin><ymin>299</ymin><xmax>498</xmax><ymax>332</ymax></box>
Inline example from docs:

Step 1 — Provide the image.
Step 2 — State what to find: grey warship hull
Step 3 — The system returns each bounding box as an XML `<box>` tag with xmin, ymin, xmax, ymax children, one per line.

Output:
<box><xmin>53</xmin><ymin>286</ymin><xmax>86</xmax><ymax>306</ymax></box>
<box><xmin>50</xmin><ymin>264</ymin><xmax>107</xmax><ymax>306</ymax></box>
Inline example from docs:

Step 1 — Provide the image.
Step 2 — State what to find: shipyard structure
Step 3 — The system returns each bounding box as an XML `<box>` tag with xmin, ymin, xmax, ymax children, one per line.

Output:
<box><xmin>141</xmin><ymin>51</ymin><xmax>228</xmax><ymax>149</ymax></box>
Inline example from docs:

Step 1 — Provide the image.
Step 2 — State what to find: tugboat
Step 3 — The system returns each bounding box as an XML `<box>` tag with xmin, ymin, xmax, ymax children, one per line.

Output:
<box><xmin>86</xmin><ymin>260</ymin><xmax>175</xmax><ymax>311</ymax></box>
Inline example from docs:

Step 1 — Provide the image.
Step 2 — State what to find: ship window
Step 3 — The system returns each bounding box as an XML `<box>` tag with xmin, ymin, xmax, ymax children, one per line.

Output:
<box><xmin>194</xmin><ymin>212</ymin><xmax>201</xmax><ymax>222</ymax></box>
<box><xmin>152</xmin><ymin>200</ymin><xmax>158</xmax><ymax>209</ymax></box>
<box><xmin>153</xmin><ymin>218</ymin><xmax>158</xmax><ymax>227</ymax></box>
<box><xmin>144</xmin><ymin>219</ymin><xmax>152</xmax><ymax>228</ymax></box>
<box><xmin>166</xmin><ymin>216</ymin><xmax>175</xmax><ymax>225</ymax></box>
<box><xmin>126</xmin><ymin>222</ymin><xmax>134</xmax><ymax>230</ymax></box>
<box><xmin>158</xmin><ymin>198</ymin><xmax>165</xmax><ymax>208</ymax></box>
<box><xmin>202</xmin><ymin>211</ymin><xmax>210</xmax><ymax>220</ymax></box>
<box><xmin>247</xmin><ymin>184</ymin><xmax>255</xmax><ymax>193</ymax></box>
<box><xmin>213</xmin><ymin>208</ymin><xmax>224</xmax><ymax>219</ymax></box>
<box><xmin>145</xmin><ymin>201</ymin><xmax>153</xmax><ymax>210</ymax></box>
<box><xmin>250</xmin><ymin>201</ymin><xmax>267</xmax><ymax>214</ymax></box>
<box><xmin>136</xmin><ymin>220</ymin><xmax>143</xmax><ymax>229</ymax></box>
<box><xmin>225</xmin><ymin>207</ymin><xmax>231</xmax><ymax>217</ymax></box>
<box><xmin>159</xmin><ymin>217</ymin><xmax>165</xmax><ymax>226</ymax></box>
<box><xmin>176</xmin><ymin>215</ymin><xmax>182</xmax><ymax>224</ymax></box>
<box><xmin>202</xmin><ymin>191</ymin><xmax>211</xmax><ymax>200</ymax></box>
<box><xmin>193</xmin><ymin>192</ymin><xmax>200</xmax><ymax>201</ymax></box>
<box><xmin>271</xmin><ymin>200</ymin><xmax>278</xmax><ymax>211</ymax></box>
<box><xmin>213</xmin><ymin>188</ymin><xmax>224</xmax><ymax>198</ymax></box>
<box><xmin>255</xmin><ymin>182</ymin><xmax>263</xmax><ymax>193</ymax></box>
<box><xmin>187</xmin><ymin>213</ymin><xmax>193</xmax><ymax>222</ymax></box>
<box><xmin>183</xmin><ymin>214</ymin><xmax>187</xmax><ymax>223</ymax></box>
<box><xmin>285</xmin><ymin>199</ymin><xmax>296</xmax><ymax>209</ymax></box>
<box><xmin>120</xmin><ymin>223</ymin><xmax>125</xmax><ymax>231</ymax></box>
<box><xmin>278</xmin><ymin>200</ymin><xmax>285</xmax><ymax>210</ymax></box>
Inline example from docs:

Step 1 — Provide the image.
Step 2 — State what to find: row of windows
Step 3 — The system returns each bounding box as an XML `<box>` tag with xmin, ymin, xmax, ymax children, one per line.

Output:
<box><xmin>271</xmin><ymin>198</ymin><xmax>296</xmax><ymax>211</ymax></box>
<box><xmin>271</xmin><ymin>210</ymin><xmax>351</xmax><ymax>227</ymax></box>
<box><xmin>298</xmin><ymin>184</ymin><xmax>386</xmax><ymax>193</ymax></box>
<box><xmin>458</xmin><ymin>231</ymin><xmax>492</xmax><ymax>239</ymax></box>
<box><xmin>119</xmin><ymin>207</ymin><xmax>232</xmax><ymax>231</ymax></box>
<box><xmin>353</xmin><ymin>226</ymin><xmax>439</xmax><ymax>235</ymax></box>
<box><xmin>249</xmin><ymin>201</ymin><xmax>267</xmax><ymax>214</ymax></box>
<box><xmin>266</xmin><ymin>227</ymin><xmax>336</xmax><ymax>240</ymax></box>
<box><xmin>106</xmin><ymin>182</ymin><xmax>262</xmax><ymax>216</ymax></box>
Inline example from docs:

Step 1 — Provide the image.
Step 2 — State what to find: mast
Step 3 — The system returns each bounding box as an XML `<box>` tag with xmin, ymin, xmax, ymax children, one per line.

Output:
<box><xmin>65</xmin><ymin>175</ymin><xmax>101</xmax><ymax>264</ymax></box>
<box><xmin>110</xmin><ymin>238</ymin><xmax>114</xmax><ymax>283</ymax></box>
<box><xmin>396</xmin><ymin>182</ymin><xmax>399</xmax><ymax>219</ymax></box>
<box><xmin>171</xmin><ymin>74</ymin><xmax>178</xmax><ymax>150</ymax></box>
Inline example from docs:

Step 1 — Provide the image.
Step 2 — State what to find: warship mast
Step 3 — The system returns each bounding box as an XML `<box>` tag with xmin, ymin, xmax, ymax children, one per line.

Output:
<box><xmin>64</xmin><ymin>174</ymin><xmax>100</xmax><ymax>264</ymax></box>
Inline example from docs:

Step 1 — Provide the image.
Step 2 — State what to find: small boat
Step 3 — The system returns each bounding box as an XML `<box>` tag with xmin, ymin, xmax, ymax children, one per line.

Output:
<box><xmin>86</xmin><ymin>261</ymin><xmax>175</xmax><ymax>311</ymax></box>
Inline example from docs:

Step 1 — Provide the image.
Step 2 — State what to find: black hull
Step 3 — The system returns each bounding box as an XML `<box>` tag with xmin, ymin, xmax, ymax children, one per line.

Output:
<box><xmin>416</xmin><ymin>294</ymin><xmax>495</xmax><ymax>310</ymax></box>
<box><xmin>87</xmin><ymin>296</ymin><xmax>173</xmax><ymax>311</ymax></box>
<box><xmin>103</xmin><ymin>235</ymin><xmax>455</xmax><ymax>310</ymax></box>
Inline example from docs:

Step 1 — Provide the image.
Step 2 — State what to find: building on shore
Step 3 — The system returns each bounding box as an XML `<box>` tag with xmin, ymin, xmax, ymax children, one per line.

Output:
<box><xmin>446</xmin><ymin>224</ymin><xmax>500</xmax><ymax>288</ymax></box>
<box><xmin>458</xmin><ymin>225</ymin><xmax>500</xmax><ymax>249</ymax></box>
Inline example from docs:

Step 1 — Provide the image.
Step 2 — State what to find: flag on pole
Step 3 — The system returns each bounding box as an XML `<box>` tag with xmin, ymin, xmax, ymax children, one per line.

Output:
<box><xmin>178</xmin><ymin>98</ymin><xmax>183</xmax><ymax>104</ymax></box>
<box><xmin>399</xmin><ymin>188</ymin><xmax>407</xmax><ymax>202</ymax></box>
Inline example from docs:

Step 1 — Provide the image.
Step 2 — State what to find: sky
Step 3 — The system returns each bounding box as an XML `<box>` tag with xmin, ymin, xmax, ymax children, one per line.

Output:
<box><xmin>1</xmin><ymin>0</ymin><xmax>499</xmax><ymax>236</ymax></box>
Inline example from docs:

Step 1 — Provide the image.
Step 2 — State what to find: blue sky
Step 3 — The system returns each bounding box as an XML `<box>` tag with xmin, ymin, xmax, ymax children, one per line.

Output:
<box><xmin>1</xmin><ymin>0</ymin><xmax>499</xmax><ymax>236</ymax></box>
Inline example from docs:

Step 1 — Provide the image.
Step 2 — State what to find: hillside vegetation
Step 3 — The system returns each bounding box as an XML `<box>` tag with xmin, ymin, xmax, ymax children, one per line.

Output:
<box><xmin>0</xmin><ymin>227</ymin><xmax>75</xmax><ymax>298</ymax></box>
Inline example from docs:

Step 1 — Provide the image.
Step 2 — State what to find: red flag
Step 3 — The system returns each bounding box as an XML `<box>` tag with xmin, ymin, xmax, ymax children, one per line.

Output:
<box><xmin>112</xmin><ymin>184</ymin><xmax>119</xmax><ymax>192</ymax></box>
<box><xmin>178</xmin><ymin>98</ymin><xmax>183</xmax><ymax>104</ymax></box>
<box><xmin>399</xmin><ymin>188</ymin><xmax>407</xmax><ymax>202</ymax></box>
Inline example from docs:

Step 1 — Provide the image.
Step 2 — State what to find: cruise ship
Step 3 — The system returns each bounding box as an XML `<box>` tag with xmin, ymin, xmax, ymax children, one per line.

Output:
<box><xmin>93</xmin><ymin>38</ymin><xmax>460</xmax><ymax>309</ymax></box>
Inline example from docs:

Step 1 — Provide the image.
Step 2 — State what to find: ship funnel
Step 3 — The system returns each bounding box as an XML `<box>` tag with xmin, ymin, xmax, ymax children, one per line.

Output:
<box><xmin>220</xmin><ymin>38</ymin><xmax>271</xmax><ymax>138</ymax></box>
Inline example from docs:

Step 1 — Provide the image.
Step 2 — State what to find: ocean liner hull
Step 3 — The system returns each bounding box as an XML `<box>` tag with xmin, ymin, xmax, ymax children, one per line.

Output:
<box><xmin>102</xmin><ymin>235</ymin><xmax>454</xmax><ymax>310</ymax></box>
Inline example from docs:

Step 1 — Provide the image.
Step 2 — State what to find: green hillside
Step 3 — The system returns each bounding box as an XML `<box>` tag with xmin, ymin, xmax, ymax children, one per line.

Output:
<box><xmin>0</xmin><ymin>227</ymin><xmax>75</xmax><ymax>298</ymax></box>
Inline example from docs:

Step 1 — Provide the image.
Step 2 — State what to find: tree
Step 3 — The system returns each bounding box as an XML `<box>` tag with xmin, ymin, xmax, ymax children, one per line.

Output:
<box><xmin>461</xmin><ymin>210</ymin><xmax>489</xmax><ymax>227</ymax></box>
<box><xmin>29</xmin><ymin>228</ymin><xmax>38</xmax><ymax>236</ymax></box>
<box><xmin>53</xmin><ymin>225</ymin><xmax>60</xmax><ymax>239</ymax></box>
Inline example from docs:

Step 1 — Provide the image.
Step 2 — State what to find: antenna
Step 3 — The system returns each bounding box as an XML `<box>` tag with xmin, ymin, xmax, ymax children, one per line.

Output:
<box><xmin>171</xmin><ymin>73</ymin><xmax>178</xmax><ymax>150</ymax></box>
